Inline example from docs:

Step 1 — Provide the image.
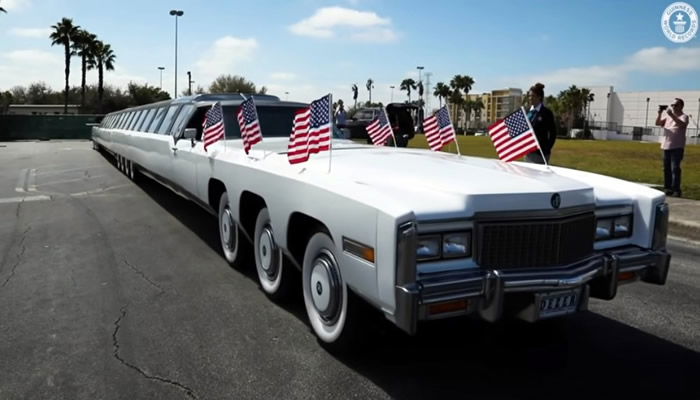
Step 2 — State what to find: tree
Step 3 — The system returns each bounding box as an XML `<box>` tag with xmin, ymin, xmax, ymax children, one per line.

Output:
<box><xmin>351</xmin><ymin>84</ymin><xmax>358</xmax><ymax>108</ymax></box>
<box><xmin>50</xmin><ymin>17</ymin><xmax>80</xmax><ymax>114</ymax></box>
<box><xmin>0</xmin><ymin>0</ymin><xmax>6</xmax><ymax>13</ymax></box>
<box><xmin>450</xmin><ymin>75</ymin><xmax>474</xmax><ymax>97</ymax></box>
<box><xmin>72</xmin><ymin>29</ymin><xmax>97</xmax><ymax>109</ymax></box>
<box><xmin>366</xmin><ymin>79</ymin><xmax>374</xmax><ymax>103</ymax></box>
<box><xmin>433</xmin><ymin>82</ymin><xmax>451</xmax><ymax>107</ymax></box>
<box><xmin>90</xmin><ymin>40</ymin><xmax>116</xmax><ymax>113</ymax></box>
<box><xmin>400</xmin><ymin>78</ymin><xmax>416</xmax><ymax>103</ymax></box>
<box><xmin>128</xmin><ymin>82</ymin><xmax>171</xmax><ymax>106</ymax></box>
<box><xmin>209</xmin><ymin>74</ymin><xmax>265</xmax><ymax>94</ymax></box>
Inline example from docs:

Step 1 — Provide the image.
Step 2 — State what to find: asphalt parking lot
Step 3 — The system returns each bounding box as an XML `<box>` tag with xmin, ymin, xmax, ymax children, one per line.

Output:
<box><xmin>1</xmin><ymin>141</ymin><xmax>699</xmax><ymax>399</ymax></box>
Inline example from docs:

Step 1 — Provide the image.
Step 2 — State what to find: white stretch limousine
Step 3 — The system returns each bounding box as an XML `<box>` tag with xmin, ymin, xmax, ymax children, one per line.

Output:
<box><xmin>92</xmin><ymin>93</ymin><xmax>671</xmax><ymax>347</ymax></box>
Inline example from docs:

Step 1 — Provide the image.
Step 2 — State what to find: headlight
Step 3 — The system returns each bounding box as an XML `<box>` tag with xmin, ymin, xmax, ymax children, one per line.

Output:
<box><xmin>596</xmin><ymin>214</ymin><xmax>633</xmax><ymax>241</ymax></box>
<box><xmin>613</xmin><ymin>215</ymin><xmax>632</xmax><ymax>238</ymax></box>
<box><xmin>416</xmin><ymin>235</ymin><xmax>441</xmax><ymax>261</ymax></box>
<box><xmin>596</xmin><ymin>218</ymin><xmax>613</xmax><ymax>241</ymax></box>
<box><xmin>442</xmin><ymin>232</ymin><xmax>472</xmax><ymax>258</ymax></box>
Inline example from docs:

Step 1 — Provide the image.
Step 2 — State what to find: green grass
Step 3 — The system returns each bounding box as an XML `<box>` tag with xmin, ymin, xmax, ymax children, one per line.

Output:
<box><xmin>405</xmin><ymin>135</ymin><xmax>700</xmax><ymax>200</ymax></box>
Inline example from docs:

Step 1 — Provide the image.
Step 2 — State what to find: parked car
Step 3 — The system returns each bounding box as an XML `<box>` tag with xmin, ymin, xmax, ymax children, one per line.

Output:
<box><xmin>343</xmin><ymin>104</ymin><xmax>417</xmax><ymax>147</ymax></box>
<box><xmin>92</xmin><ymin>93</ymin><xmax>671</xmax><ymax>349</ymax></box>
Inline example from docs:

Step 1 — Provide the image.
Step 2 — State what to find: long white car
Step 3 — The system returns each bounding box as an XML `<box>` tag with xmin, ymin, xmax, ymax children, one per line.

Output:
<box><xmin>92</xmin><ymin>94</ymin><xmax>671</xmax><ymax>347</ymax></box>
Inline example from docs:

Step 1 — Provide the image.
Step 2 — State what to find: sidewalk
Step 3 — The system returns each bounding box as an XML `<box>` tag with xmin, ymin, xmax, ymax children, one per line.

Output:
<box><xmin>667</xmin><ymin>196</ymin><xmax>700</xmax><ymax>242</ymax></box>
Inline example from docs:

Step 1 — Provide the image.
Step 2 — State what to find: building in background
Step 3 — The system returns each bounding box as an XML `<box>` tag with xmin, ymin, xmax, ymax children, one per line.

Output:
<box><xmin>585</xmin><ymin>86</ymin><xmax>700</xmax><ymax>136</ymax></box>
<box><xmin>465</xmin><ymin>88</ymin><xmax>522</xmax><ymax>130</ymax></box>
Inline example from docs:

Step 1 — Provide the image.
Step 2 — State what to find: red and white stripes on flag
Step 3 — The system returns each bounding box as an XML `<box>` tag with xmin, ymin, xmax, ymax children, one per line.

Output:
<box><xmin>236</xmin><ymin>97</ymin><xmax>262</xmax><ymax>154</ymax></box>
<box><xmin>202</xmin><ymin>102</ymin><xmax>225</xmax><ymax>151</ymax></box>
<box><xmin>488</xmin><ymin>107</ymin><xmax>540</xmax><ymax>162</ymax></box>
<box><xmin>423</xmin><ymin>106</ymin><xmax>456</xmax><ymax>151</ymax></box>
<box><xmin>287</xmin><ymin>94</ymin><xmax>332</xmax><ymax>164</ymax></box>
<box><xmin>365</xmin><ymin>108</ymin><xmax>394</xmax><ymax>146</ymax></box>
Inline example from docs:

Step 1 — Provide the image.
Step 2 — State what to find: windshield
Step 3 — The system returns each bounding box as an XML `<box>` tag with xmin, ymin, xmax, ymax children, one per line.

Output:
<box><xmin>201</xmin><ymin>105</ymin><xmax>344</xmax><ymax>139</ymax></box>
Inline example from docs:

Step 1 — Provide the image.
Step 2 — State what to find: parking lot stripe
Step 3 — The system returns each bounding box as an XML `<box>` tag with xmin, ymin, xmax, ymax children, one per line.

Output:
<box><xmin>0</xmin><ymin>195</ymin><xmax>51</xmax><ymax>204</ymax></box>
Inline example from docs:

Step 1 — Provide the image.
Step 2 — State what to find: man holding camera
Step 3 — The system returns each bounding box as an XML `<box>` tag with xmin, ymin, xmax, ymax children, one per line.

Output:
<box><xmin>655</xmin><ymin>98</ymin><xmax>689</xmax><ymax>197</ymax></box>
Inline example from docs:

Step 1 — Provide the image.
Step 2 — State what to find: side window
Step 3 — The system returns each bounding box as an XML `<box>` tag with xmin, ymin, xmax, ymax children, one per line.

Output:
<box><xmin>157</xmin><ymin>105</ymin><xmax>182</xmax><ymax>135</ymax></box>
<box><xmin>170</xmin><ymin>104</ymin><xmax>194</xmax><ymax>136</ymax></box>
<box><xmin>186</xmin><ymin>107</ymin><xmax>209</xmax><ymax>141</ymax></box>
<box><xmin>138</xmin><ymin>109</ymin><xmax>155</xmax><ymax>132</ymax></box>
<box><xmin>147</xmin><ymin>107</ymin><xmax>168</xmax><ymax>133</ymax></box>
<box><xmin>123</xmin><ymin>112</ymin><xmax>135</xmax><ymax>129</ymax></box>
<box><xmin>128</xmin><ymin>111</ymin><xmax>142</xmax><ymax>130</ymax></box>
<box><xmin>116</xmin><ymin>114</ymin><xmax>126</xmax><ymax>129</ymax></box>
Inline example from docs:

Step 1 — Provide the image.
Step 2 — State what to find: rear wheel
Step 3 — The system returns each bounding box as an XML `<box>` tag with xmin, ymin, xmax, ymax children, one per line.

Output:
<box><xmin>218</xmin><ymin>192</ymin><xmax>243</xmax><ymax>266</ymax></box>
<box><xmin>303</xmin><ymin>232</ymin><xmax>356</xmax><ymax>348</ymax></box>
<box><xmin>254</xmin><ymin>208</ymin><xmax>294</xmax><ymax>300</ymax></box>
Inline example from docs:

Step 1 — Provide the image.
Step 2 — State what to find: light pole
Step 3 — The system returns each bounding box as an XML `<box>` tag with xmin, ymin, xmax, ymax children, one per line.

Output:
<box><xmin>284</xmin><ymin>91</ymin><xmax>289</xmax><ymax>100</ymax></box>
<box><xmin>169</xmin><ymin>9</ymin><xmax>184</xmax><ymax>98</ymax></box>
<box><xmin>157</xmin><ymin>67</ymin><xmax>165</xmax><ymax>90</ymax></box>
<box><xmin>187</xmin><ymin>71</ymin><xmax>193</xmax><ymax>96</ymax></box>
<box><xmin>390</xmin><ymin>85</ymin><xmax>395</xmax><ymax>103</ymax></box>
<box><xmin>417</xmin><ymin>66</ymin><xmax>424</xmax><ymax>129</ymax></box>
<box><xmin>645</xmin><ymin>97</ymin><xmax>650</xmax><ymax>128</ymax></box>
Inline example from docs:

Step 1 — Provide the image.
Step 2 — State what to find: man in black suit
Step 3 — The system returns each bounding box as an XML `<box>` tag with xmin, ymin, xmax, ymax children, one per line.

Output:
<box><xmin>524</xmin><ymin>83</ymin><xmax>557</xmax><ymax>164</ymax></box>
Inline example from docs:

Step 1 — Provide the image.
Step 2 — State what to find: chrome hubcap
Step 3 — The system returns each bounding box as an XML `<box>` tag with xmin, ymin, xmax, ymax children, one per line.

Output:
<box><xmin>221</xmin><ymin>208</ymin><xmax>236</xmax><ymax>250</ymax></box>
<box><xmin>259</xmin><ymin>226</ymin><xmax>278</xmax><ymax>278</ymax></box>
<box><xmin>310</xmin><ymin>251</ymin><xmax>340</xmax><ymax>324</ymax></box>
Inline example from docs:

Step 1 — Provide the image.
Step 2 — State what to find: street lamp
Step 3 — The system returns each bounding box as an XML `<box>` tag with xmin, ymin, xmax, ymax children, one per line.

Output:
<box><xmin>157</xmin><ymin>67</ymin><xmax>165</xmax><ymax>90</ymax></box>
<box><xmin>169</xmin><ymin>9</ymin><xmax>184</xmax><ymax>98</ymax></box>
<box><xmin>389</xmin><ymin>85</ymin><xmax>395</xmax><ymax>103</ymax></box>
<box><xmin>416</xmin><ymin>66</ymin><xmax>424</xmax><ymax>129</ymax></box>
<box><xmin>187</xmin><ymin>71</ymin><xmax>193</xmax><ymax>96</ymax></box>
<box><xmin>645</xmin><ymin>97</ymin><xmax>650</xmax><ymax>128</ymax></box>
<box><xmin>285</xmin><ymin>91</ymin><xmax>289</xmax><ymax>100</ymax></box>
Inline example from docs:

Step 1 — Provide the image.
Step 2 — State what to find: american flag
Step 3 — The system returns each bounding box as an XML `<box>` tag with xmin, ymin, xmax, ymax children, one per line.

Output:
<box><xmin>203</xmin><ymin>102</ymin><xmax>225</xmax><ymax>151</ymax></box>
<box><xmin>423</xmin><ymin>106</ymin><xmax>455</xmax><ymax>151</ymax></box>
<box><xmin>365</xmin><ymin>108</ymin><xmax>393</xmax><ymax>146</ymax></box>
<box><xmin>237</xmin><ymin>97</ymin><xmax>262</xmax><ymax>154</ymax></box>
<box><xmin>288</xmin><ymin>94</ymin><xmax>332</xmax><ymax>164</ymax></box>
<box><xmin>488</xmin><ymin>107</ymin><xmax>540</xmax><ymax>162</ymax></box>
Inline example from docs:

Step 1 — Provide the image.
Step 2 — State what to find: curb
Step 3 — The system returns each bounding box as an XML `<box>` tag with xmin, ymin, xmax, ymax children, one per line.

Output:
<box><xmin>669</xmin><ymin>219</ymin><xmax>700</xmax><ymax>243</ymax></box>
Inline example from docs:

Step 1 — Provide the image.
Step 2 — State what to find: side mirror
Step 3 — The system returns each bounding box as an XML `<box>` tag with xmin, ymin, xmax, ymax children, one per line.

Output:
<box><xmin>183</xmin><ymin>128</ymin><xmax>197</xmax><ymax>146</ymax></box>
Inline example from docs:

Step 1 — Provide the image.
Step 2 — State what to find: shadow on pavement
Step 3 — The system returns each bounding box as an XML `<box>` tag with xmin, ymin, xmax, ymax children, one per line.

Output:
<box><xmin>134</xmin><ymin>170</ymin><xmax>700</xmax><ymax>400</ymax></box>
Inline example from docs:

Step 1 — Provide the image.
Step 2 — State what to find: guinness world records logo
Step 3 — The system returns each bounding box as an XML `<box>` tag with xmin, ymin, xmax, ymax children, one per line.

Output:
<box><xmin>661</xmin><ymin>2</ymin><xmax>698</xmax><ymax>43</ymax></box>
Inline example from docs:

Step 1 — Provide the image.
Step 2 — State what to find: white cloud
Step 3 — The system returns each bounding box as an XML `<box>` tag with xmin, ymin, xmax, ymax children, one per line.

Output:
<box><xmin>5</xmin><ymin>49</ymin><xmax>61</xmax><ymax>65</ymax></box>
<box><xmin>510</xmin><ymin>46</ymin><xmax>700</xmax><ymax>93</ymax></box>
<box><xmin>0</xmin><ymin>49</ymin><xmax>63</xmax><ymax>90</ymax></box>
<box><xmin>193</xmin><ymin>36</ymin><xmax>258</xmax><ymax>83</ymax></box>
<box><xmin>1</xmin><ymin>0</ymin><xmax>32</xmax><ymax>11</ymax></box>
<box><xmin>289</xmin><ymin>6</ymin><xmax>397</xmax><ymax>42</ymax></box>
<box><xmin>8</xmin><ymin>27</ymin><xmax>52</xmax><ymax>38</ymax></box>
<box><xmin>270</xmin><ymin>72</ymin><xmax>297</xmax><ymax>81</ymax></box>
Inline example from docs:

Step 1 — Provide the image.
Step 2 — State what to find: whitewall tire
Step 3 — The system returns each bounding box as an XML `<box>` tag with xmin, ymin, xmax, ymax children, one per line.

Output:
<box><xmin>302</xmin><ymin>232</ymin><xmax>349</xmax><ymax>345</ymax></box>
<box><xmin>254</xmin><ymin>208</ymin><xmax>288</xmax><ymax>299</ymax></box>
<box><xmin>218</xmin><ymin>192</ymin><xmax>241</xmax><ymax>265</ymax></box>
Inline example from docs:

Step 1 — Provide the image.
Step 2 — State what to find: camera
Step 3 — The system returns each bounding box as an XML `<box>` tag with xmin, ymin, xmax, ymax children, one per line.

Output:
<box><xmin>659</xmin><ymin>105</ymin><xmax>668</xmax><ymax>111</ymax></box>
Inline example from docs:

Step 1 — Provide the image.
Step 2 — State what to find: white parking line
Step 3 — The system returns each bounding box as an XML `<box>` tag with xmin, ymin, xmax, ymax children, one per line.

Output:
<box><xmin>15</xmin><ymin>169</ymin><xmax>28</xmax><ymax>193</ymax></box>
<box><xmin>38</xmin><ymin>174</ymin><xmax>107</xmax><ymax>187</ymax></box>
<box><xmin>0</xmin><ymin>195</ymin><xmax>51</xmax><ymax>205</ymax></box>
<box><xmin>70</xmin><ymin>184</ymin><xmax>131</xmax><ymax>197</ymax></box>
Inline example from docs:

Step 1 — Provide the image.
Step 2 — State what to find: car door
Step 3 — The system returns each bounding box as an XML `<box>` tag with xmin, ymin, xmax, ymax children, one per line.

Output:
<box><xmin>169</xmin><ymin>104</ymin><xmax>200</xmax><ymax>198</ymax></box>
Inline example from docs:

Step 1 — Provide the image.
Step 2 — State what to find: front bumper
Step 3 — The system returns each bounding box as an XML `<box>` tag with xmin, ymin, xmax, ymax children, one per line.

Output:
<box><xmin>393</xmin><ymin>246</ymin><xmax>671</xmax><ymax>335</ymax></box>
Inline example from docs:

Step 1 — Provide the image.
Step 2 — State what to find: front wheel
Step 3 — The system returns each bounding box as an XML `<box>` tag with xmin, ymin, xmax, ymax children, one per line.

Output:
<box><xmin>302</xmin><ymin>232</ymin><xmax>355</xmax><ymax>348</ymax></box>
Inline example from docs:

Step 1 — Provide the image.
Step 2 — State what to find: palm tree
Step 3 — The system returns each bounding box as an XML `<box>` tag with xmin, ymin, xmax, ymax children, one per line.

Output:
<box><xmin>433</xmin><ymin>82</ymin><xmax>451</xmax><ymax>107</ymax></box>
<box><xmin>50</xmin><ymin>18</ymin><xmax>80</xmax><ymax>114</ymax></box>
<box><xmin>450</xmin><ymin>75</ymin><xmax>475</xmax><ymax>97</ymax></box>
<box><xmin>400</xmin><ymin>78</ymin><xmax>416</xmax><ymax>103</ymax></box>
<box><xmin>72</xmin><ymin>29</ymin><xmax>97</xmax><ymax>109</ymax></box>
<box><xmin>366</xmin><ymin>79</ymin><xmax>374</xmax><ymax>104</ymax></box>
<box><xmin>90</xmin><ymin>40</ymin><xmax>116</xmax><ymax>113</ymax></box>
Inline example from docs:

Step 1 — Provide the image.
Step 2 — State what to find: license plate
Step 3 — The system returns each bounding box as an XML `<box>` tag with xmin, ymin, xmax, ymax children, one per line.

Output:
<box><xmin>538</xmin><ymin>290</ymin><xmax>579</xmax><ymax>318</ymax></box>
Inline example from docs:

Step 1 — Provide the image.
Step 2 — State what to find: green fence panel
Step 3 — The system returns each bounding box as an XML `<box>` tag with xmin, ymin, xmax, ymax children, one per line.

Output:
<box><xmin>0</xmin><ymin>115</ymin><xmax>103</xmax><ymax>141</ymax></box>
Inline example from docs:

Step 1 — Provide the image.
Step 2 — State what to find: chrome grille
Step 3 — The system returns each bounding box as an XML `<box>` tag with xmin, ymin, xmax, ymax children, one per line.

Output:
<box><xmin>475</xmin><ymin>212</ymin><xmax>595</xmax><ymax>269</ymax></box>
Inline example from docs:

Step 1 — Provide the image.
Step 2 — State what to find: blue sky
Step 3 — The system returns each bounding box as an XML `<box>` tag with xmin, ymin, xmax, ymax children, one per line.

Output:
<box><xmin>1</xmin><ymin>0</ymin><xmax>699</xmax><ymax>105</ymax></box>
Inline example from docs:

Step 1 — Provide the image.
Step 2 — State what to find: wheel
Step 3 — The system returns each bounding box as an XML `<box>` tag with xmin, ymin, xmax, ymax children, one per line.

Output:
<box><xmin>302</xmin><ymin>232</ymin><xmax>354</xmax><ymax>347</ymax></box>
<box><xmin>218</xmin><ymin>192</ymin><xmax>248</xmax><ymax>267</ymax></box>
<box><xmin>254</xmin><ymin>208</ymin><xmax>294</xmax><ymax>300</ymax></box>
<box><xmin>128</xmin><ymin>160</ymin><xmax>136</xmax><ymax>181</ymax></box>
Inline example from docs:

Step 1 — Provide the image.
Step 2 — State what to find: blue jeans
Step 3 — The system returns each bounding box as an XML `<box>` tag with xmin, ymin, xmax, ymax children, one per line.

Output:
<box><xmin>663</xmin><ymin>148</ymin><xmax>684</xmax><ymax>193</ymax></box>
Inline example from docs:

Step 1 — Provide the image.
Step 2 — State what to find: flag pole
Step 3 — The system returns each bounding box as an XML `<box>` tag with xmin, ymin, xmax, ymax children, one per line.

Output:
<box><xmin>384</xmin><ymin>106</ymin><xmax>397</xmax><ymax>148</ymax></box>
<box><xmin>444</xmin><ymin>105</ymin><xmax>461</xmax><ymax>156</ymax></box>
<box><xmin>328</xmin><ymin>93</ymin><xmax>333</xmax><ymax>174</ymax></box>
<box><xmin>521</xmin><ymin>106</ymin><xmax>550</xmax><ymax>169</ymax></box>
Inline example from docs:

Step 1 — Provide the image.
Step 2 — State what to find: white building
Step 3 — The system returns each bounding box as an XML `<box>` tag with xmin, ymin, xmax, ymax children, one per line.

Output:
<box><xmin>586</xmin><ymin>86</ymin><xmax>700</xmax><ymax>136</ymax></box>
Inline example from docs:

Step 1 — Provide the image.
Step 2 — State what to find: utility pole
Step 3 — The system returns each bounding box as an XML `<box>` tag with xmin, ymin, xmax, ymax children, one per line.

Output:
<box><xmin>645</xmin><ymin>97</ymin><xmax>650</xmax><ymax>129</ymax></box>
<box><xmin>425</xmin><ymin>72</ymin><xmax>432</xmax><ymax>112</ymax></box>
<box><xmin>390</xmin><ymin>86</ymin><xmax>395</xmax><ymax>103</ymax></box>
<box><xmin>169</xmin><ymin>9</ymin><xmax>184</xmax><ymax>98</ymax></box>
<box><xmin>157</xmin><ymin>67</ymin><xmax>165</xmax><ymax>90</ymax></box>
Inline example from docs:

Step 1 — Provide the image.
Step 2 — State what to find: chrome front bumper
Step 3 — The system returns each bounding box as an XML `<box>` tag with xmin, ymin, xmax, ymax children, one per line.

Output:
<box><xmin>393</xmin><ymin>246</ymin><xmax>671</xmax><ymax>335</ymax></box>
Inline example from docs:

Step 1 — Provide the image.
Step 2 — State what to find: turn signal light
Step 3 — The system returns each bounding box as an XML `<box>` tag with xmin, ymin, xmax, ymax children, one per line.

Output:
<box><xmin>617</xmin><ymin>271</ymin><xmax>637</xmax><ymax>282</ymax></box>
<box><xmin>428</xmin><ymin>300</ymin><xmax>469</xmax><ymax>315</ymax></box>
